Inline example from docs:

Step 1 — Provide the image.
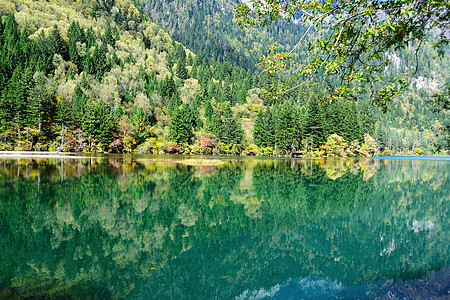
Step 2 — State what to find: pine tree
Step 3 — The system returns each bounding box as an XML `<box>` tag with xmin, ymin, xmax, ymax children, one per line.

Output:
<box><xmin>68</xmin><ymin>39</ymin><xmax>81</xmax><ymax>70</ymax></box>
<box><xmin>55</xmin><ymin>97</ymin><xmax>73</xmax><ymax>128</ymax></box>
<box><xmin>81</xmin><ymin>100</ymin><xmax>114</xmax><ymax>147</ymax></box>
<box><xmin>274</xmin><ymin>102</ymin><xmax>295</xmax><ymax>152</ymax></box>
<box><xmin>192</xmin><ymin>94</ymin><xmax>203</xmax><ymax>109</ymax></box>
<box><xmin>254</xmin><ymin>108</ymin><xmax>276</xmax><ymax>147</ymax></box>
<box><xmin>49</xmin><ymin>24</ymin><xmax>68</xmax><ymax>61</ymax></box>
<box><xmin>28</xmin><ymin>72</ymin><xmax>53</xmax><ymax>141</ymax></box>
<box><xmin>293</xmin><ymin>105</ymin><xmax>305</xmax><ymax>149</ymax></box>
<box><xmin>305</xmin><ymin>97</ymin><xmax>326</xmax><ymax>149</ymax></box>
<box><xmin>167</xmin><ymin>91</ymin><xmax>181</xmax><ymax>115</ymax></box>
<box><xmin>85</xmin><ymin>43</ymin><xmax>110</xmax><ymax>79</ymax></box>
<box><xmin>184</xmin><ymin>103</ymin><xmax>201</xmax><ymax>129</ymax></box>
<box><xmin>204</xmin><ymin>99</ymin><xmax>214</xmax><ymax>120</ymax></box>
<box><xmin>18</xmin><ymin>66</ymin><xmax>34</xmax><ymax>128</ymax></box>
<box><xmin>325</xmin><ymin>99</ymin><xmax>343</xmax><ymax>137</ymax></box>
<box><xmin>169</xmin><ymin>103</ymin><xmax>199</xmax><ymax>144</ymax></box>
<box><xmin>102</xmin><ymin>20</ymin><xmax>118</xmax><ymax>46</ymax></box>
<box><xmin>263</xmin><ymin>108</ymin><xmax>276</xmax><ymax>147</ymax></box>
<box><xmin>85</xmin><ymin>27</ymin><xmax>96</xmax><ymax>48</ymax></box>
<box><xmin>83</xmin><ymin>50</ymin><xmax>95</xmax><ymax>75</ymax></box>
<box><xmin>161</xmin><ymin>76</ymin><xmax>176</xmax><ymax>99</ymax></box>
<box><xmin>223</xmin><ymin>82</ymin><xmax>233</xmax><ymax>105</ymax></box>
<box><xmin>206</xmin><ymin>110</ymin><xmax>224</xmax><ymax>139</ymax></box>
<box><xmin>176</xmin><ymin>55</ymin><xmax>188</xmax><ymax>80</ymax></box>
<box><xmin>221</xmin><ymin>106</ymin><xmax>244</xmax><ymax>144</ymax></box>
<box><xmin>4</xmin><ymin>67</ymin><xmax>22</xmax><ymax>129</ymax></box>
<box><xmin>67</xmin><ymin>21</ymin><xmax>86</xmax><ymax>70</ymax></box>
<box><xmin>341</xmin><ymin>100</ymin><xmax>360</xmax><ymax>142</ymax></box>
<box><xmin>253</xmin><ymin>110</ymin><xmax>265</xmax><ymax>147</ymax></box>
<box><xmin>1</xmin><ymin>13</ymin><xmax>21</xmax><ymax>77</ymax></box>
<box><xmin>358</xmin><ymin>103</ymin><xmax>375</xmax><ymax>138</ymax></box>
<box><xmin>67</xmin><ymin>21</ymin><xmax>86</xmax><ymax>45</ymax></box>
<box><xmin>72</xmin><ymin>83</ymin><xmax>87</xmax><ymax>123</ymax></box>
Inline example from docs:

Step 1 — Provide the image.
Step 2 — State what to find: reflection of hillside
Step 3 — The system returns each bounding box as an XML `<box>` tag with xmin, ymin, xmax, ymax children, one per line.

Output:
<box><xmin>0</xmin><ymin>157</ymin><xmax>448</xmax><ymax>299</ymax></box>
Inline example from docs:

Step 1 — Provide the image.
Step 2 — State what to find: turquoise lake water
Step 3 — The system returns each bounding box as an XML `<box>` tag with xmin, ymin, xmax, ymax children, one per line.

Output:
<box><xmin>0</xmin><ymin>156</ymin><xmax>448</xmax><ymax>299</ymax></box>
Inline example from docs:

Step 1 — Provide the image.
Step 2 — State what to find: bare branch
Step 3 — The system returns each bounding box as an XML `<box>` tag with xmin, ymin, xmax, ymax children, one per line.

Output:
<box><xmin>288</xmin><ymin>23</ymin><xmax>313</xmax><ymax>55</ymax></box>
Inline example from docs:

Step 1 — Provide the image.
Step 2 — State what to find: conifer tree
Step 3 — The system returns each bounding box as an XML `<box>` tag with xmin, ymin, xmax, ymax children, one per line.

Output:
<box><xmin>325</xmin><ymin>99</ymin><xmax>344</xmax><ymax>137</ymax></box>
<box><xmin>358</xmin><ymin>103</ymin><xmax>375</xmax><ymax>137</ymax></box>
<box><xmin>253</xmin><ymin>110</ymin><xmax>265</xmax><ymax>147</ymax></box>
<box><xmin>103</xmin><ymin>20</ymin><xmax>118</xmax><ymax>46</ymax></box>
<box><xmin>176</xmin><ymin>57</ymin><xmax>188</xmax><ymax>80</ymax></box>
<box><xmin>94</xmin><ymin>43</ymin><xmax>110</xmax><ymax>79</ymax></box>
<box><xmin>176</xmin><ymin>55</ymin><xmax>188</xmax><ymax>80</ymax></box>
<box><xmin>49</xmin><ymin>24</ymin><xmax>68</xmax><ymax>61</ymax></box>
<box><xmin>67</xmin><ymin>21</ymin><xmax>86</xmax><ymax>70</ymax></box>
<box><xmin>293</xmin><ymin>106</ymin><xmax>305</xmax><ymax>149</ymax></box>
<box><xmin>81</xmin><ymin>100</ymin><xmax>114</xmax><ymax>147</ymax></box>
<box><xmin>67</xmin><ymin>21</ymin><xmax>86</xmax><ymax>45</ymax></box>
<box><xmin>18</xmin><ymin>66</ymin><xmax>34</xmax><ymax>128</ymax></box>
<box><xmin>169</xmin><ymin>108</ymin><xmax>188</xmax><ymax>144</ymax></box>
<box><xmin>305</xmin><ymin>97</ymin><xmax>326</xmax><ymax>149</ymax></box>
<box><xmin>161</xmin><ymin>76</ymin><xmax>176</xmax><ymax>99</ymax></box>
<box><xmin>221</xmin><ymin>106</ymin><xmax>244</xmax><ymax>144</ymax></box>
<box><xmin>274</xmin><ymin>102</ymin><xmax>295</xmax><ymax>152</ymax></box>
<box><xmin>55</xmin><ymin>97</ymin><xmax>73</xmax><ymax>129</ymax></box>
<box><xmin>0</xmin><ymin>67</ymin><xmax>20</xmax><ymax>131</ymax></box>
<box><xmin>223</xmin><ymin>82</ymin><xmax>233</xmax><ymax>105</ymax></box>
<box><xmin>28</xmin><ymin>72</ymin><xmax>52</xmax><ymax>141</ymax></box>
<box><xmin>1</xmin><ymin>13</ymin><xmax>21</xmax><ymax>77</ymax></box>
<box><xmin>85</xmin><ymin>27</ymin><xmax>96</xmax><ymax>48</ymax></box>
<box><xmin>167</xmin><ymin>91</ymin><xmax>181</xmax><ymax>115</ymax></box>
<box><xmin>254</xmin><ymin>109</ymin><xmax>275</xmax><ymax>147</ymax></box>
<box><xmin>169</xmin><ymin>103</ymin><xmax>199</xmax><ymax>144</ymax></box>
<box><xmin>72</xmin><ymin>83</ymin><xmax>87</xmax><ymax>123</ymax></box>
<box><xmin>204</xmin><ymin>99</ymin><xmax>214</xmax><ymax>120</ymax></box>
<box><xmin>206</xmin><ymin>110</ymin><xmax>224</xmax><ymax>139</ymax></box>
<box><xmin>192</xmin><ymin>94</ymin><xmax>202</xmax><ymax>109</ymax></box>
<box><xmin>341</xmin><ymin>101</ymin><xmax>360</xmax><ymax>142</ymax></box>
<box><xmin>263</xmin><ymin>108</ymin><xmax>276</xmax><ymax>147</ymax></box>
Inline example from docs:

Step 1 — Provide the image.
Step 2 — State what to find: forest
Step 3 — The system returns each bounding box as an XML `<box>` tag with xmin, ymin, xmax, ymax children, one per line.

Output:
<box><xmin>0</xmin><ymin>0</ymin><xmax>448</xmax><ymax>156</ymax></box>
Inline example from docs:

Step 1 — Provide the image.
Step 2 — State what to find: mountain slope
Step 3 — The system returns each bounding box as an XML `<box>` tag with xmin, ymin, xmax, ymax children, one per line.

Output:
<box><xmin>0</xmin><ymin>0</ymin><xmax>447</xmax><ymax>155</ymax></box>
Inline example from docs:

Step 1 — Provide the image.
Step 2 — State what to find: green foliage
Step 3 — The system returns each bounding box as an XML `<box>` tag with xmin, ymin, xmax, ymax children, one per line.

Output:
<box><xmin>0</xmin><ymin>1</ymin><xmax>446</xmax><ymax>155</ymax></box>
<box><xmin>175</xmin><ymin>45</ymin><xmax>188</xmax><ymax>80</ymax></box>
<box><xmin>161</xmin><ymin>75</ymin><xmax>177</xmax><ymax>99</ymax></box>
<box><xmin>235</xmin><ymin>0</ymin><xmax>450</xmax><ymax>110</ymax></box>
<box><xmin>324</xmin><ymin>134</ymin><xmax>348</xmax><ymax>157</ymax></box>
<box><xmin>305</xmin><ymin>97</ymin><xmax>326</xmax><ymax>149</ymax></box>
<box><xmin>167</xmin><ymin>91</ymin><xmax>181</xmax><ymax>115</ymax></box>
<box><xmin>81</xmin><ymin>100</ymin><xmax>115</xmax><ymax>149</ymax></box>
<box><xmin>220</xmin><ymin>106</ymin><xmax>245</xmax><ymax>144</ymax></box>
<box><xmin>169</xmin><ymin>103</ymin><xmax>200</xmax><ymax>145</ymax></box>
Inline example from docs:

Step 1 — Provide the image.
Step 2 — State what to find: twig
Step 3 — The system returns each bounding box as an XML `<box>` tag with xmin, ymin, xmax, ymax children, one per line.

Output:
<box><xmin>413</xmin><ymin>39</ymin><xmax>423</xmax><ymax>76</ymax></box>
<box><xmin>288</xmin><ymin>23</ymin><xmax>313</xmax><ymax>55</ymax></box>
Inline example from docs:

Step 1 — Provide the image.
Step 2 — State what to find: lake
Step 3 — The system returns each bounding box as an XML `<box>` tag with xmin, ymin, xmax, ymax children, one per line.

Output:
<box><xmin>0</xmin><ymin>155</ymin><xmax>448</xmax><ymax>299</ymax></box>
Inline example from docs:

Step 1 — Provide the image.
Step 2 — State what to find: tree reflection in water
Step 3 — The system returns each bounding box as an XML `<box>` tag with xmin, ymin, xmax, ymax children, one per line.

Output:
<box><xmin>0</xmin><ymin>156</ymin><xmax>448</xmax><ymax>299</ymax></box>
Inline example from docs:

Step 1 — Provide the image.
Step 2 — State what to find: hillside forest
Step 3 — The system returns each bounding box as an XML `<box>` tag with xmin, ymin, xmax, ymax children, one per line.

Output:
<box><xmin>0</xmin><ymin>0</ymin><xmax>448</xmax><ymax>156</ymax></box>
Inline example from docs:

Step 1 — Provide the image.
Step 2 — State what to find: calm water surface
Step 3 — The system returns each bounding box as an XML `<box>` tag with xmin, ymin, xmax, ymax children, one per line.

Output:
<box><xmin>0</xmin><ymin>156</ymin><xmax>448</xmax><ymax>299</ymax></box>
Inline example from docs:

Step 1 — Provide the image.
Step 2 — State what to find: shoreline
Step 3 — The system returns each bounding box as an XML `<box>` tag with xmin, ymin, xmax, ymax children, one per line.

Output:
<box><xmin>0</xmin><ymin>151</ymin><xmax>449</xmax><ymax>161</ymax></box>
<box><xmin>0</xmin><ymin>152</ymin><xmax>99</xmax><ymax>159</ymax></box>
